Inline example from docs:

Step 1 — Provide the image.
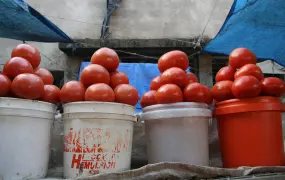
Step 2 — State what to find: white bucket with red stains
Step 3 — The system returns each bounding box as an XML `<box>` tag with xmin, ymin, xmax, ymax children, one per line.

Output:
<box><xmin>0</xmin><ymin>97</ymin><xmax>56</xmax><ymax>180</ymax></box>
<box><xmin>62</xmin><ymin>102</ymin><xmax>136</xmax><ymax>179</ymax></box>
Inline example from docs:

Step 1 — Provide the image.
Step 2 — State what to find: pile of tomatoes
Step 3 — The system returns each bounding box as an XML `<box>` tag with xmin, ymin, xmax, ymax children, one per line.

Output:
<box><xmin>212</xmin><ymin>48</ymin><xmax>285</xmax><ymax>102</ymax></box>
<box><xmin>60</xmin><ymin>47</ymin><xmax>139</xmax><ymax>106</ymax></box>
<box><xmin>140</xmin><ymin>50</ymin><xmax>213</xmax><ymax>108</ymax></box>
<box><xmin>0</xmin><ymin>44</ymin><xmax>60</xmax><ymax>104</ymax></box>
<box><xmin>0</xmin><ymin>45</ymin><xmax>139</xmax><ymax>106</ymax></box>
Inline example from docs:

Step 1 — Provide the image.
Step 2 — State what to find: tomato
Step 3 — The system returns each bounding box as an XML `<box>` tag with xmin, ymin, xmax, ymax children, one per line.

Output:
<box><xmin>109</xmin><ymin>71</ymin><xmax>129</xmax><ymax>89</ymax></box>
<box><xmin>11</xmin><ymin>44</ymin><xmax>41</xmax><ymax>68</ymax></box>
<box><xmin>215</xmin><ymin>66</ymin><xmax>235</xmax><ymax>82</ymax></box>
<box><xmin>114</xmin><ymin>84</ymin><xmax>139</xmax><ymax>106</ymax></box>
<box><xmin>3</xmin><ymin>57</ymin><xmax>34</xmax><ymax>79</ymax></box>
<box><xmin>158</xmin><ymin>50</ymin><xmax>189</xmax><ymax>73</ymax></box>
<box><xmin>234</xmin><ymin>64</ymin><xmax>264</xmax><ymax>81</ymax></box>
<box><xmin>91</xmin><ymin>47</ymin><xmax>119</xmax><ymax>72</ymax></box>
<box><xmin>150</xmin><ymin>76</ymin><xmax>163</xmax><ymax>90</ymax></box>
<box><xmin>41</xmin><ymin>85</ymin><xmax>60</xmax><ymax>103</ymax></box>
<box><xmin>212</xmin><ymin>81</ymin><xmax>234</xmax><ymax>101</ymax></box>
<box><xmin>34</xmin><ymin>68</ymin><xmax>54</xmax><ymax>85</ymax></box>
<box><xmin>85</xmin><ymin>83</ymin><xmax>115</xmax><ymax>102</ymax></box>
<box><xmin>60</xmin><ymin>81</ymin><xmax>85</xmax><ymax>103</ymax></box>
<box><xmin>0</xmin><ymin>74</ymin><xmax>11</xmax><ymax>97</ymax></box>
<box><xmin>183</xmin><ymin>82</ymin><xmax>213</xmax><ymax>104</ymax></box>
<box><xmin>261</xmin><ymin>77</ymin><xmax>285</xmax><ymax>97</ymax></box>
<box><xmin>140</xmin><ymin>90</ymin><xmax>157</xmax><ymax>108</ymax></box>
<box><xmin>232</xmin><ymin>75</ymin><xmax>261</xmax><ymax>98</ymax></box>
<box><xmin>80</xmin><ymin>64</ymin><xmax>110</xmax><ymax>87</ymax></box>
<box><xmin>229</xmin><ymin>48</ymin><xmax>257</xmax><ymax>69</ymax></box>
<box><xmin>161</xmin><ymin>67</ymin><xmax>188</xmax><ymax>88</ymax></box>
<box><xmin>155</xmin><ymin>84</ymin><xmax>183</xmax><ymax>104</ymax></box>
<box><xmin>186</xmin><ymin>72</ymin><xmax>198</xmax><ymax>84</ymax></box>
<box><xmin>11</xmin><ymin>73</ymin><xmax>44</xmax><ymax>99</ymax></box>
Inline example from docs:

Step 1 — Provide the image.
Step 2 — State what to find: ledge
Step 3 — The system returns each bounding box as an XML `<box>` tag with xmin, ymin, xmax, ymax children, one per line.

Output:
<box><xmin>58</xmin><ymin>38</ymin><xmax>210</xmax><ymax>60</ymax></box>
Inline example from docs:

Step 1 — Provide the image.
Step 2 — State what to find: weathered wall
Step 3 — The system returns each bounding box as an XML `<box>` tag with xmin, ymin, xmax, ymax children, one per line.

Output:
<box><xmin>0</xmin><ymin>0</ymin><xmax>233</xmax><ymax>82</ymax></box>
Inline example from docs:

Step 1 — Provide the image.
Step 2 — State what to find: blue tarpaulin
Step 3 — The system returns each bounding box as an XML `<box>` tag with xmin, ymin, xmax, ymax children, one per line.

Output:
<box><xmin>79</xmin><ymin>62</ymin><xmax>191</xmax><ymax>113</ymax></box>
<box><xmin>0</xmin><ymin>0</ymin><xmax>72</xmax><ymax>42</ymax></box>
<box><xmin>203</xmin><ymin>0</ymin><xmax>285</xmax><ymax>67</ymax></box>
<box><xmin>79</xmin><ymin>62</ymin><xmax>161</xmax><ymax>113</ymax></box>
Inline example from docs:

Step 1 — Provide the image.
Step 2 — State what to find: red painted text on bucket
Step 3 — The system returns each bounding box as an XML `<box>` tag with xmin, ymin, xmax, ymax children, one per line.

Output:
<box><xmin>64</xmin><ymin>127</ymin><xmax>132</xmax><ymax>173</ymax></box>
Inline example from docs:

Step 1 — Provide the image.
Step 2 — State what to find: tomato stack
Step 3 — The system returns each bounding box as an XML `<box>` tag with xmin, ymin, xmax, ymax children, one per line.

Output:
<box><xmin>0</xmin><ymin>44</ymin><xmax>60</xmax><ymax>104</ymax></box>
<box><xmin>212</xmin><ymin>48</ymin><xmax>285</xmax><ymax>102</ymax></box>
<box><xmin>141</xmin><ymin>50</ymin><xmax>213</xmax><ymax>108</ymax></box>
<box><xmin>60</xmin><ymin>47</ymin><xmax>139</xmax><ymax>106</ymax></box>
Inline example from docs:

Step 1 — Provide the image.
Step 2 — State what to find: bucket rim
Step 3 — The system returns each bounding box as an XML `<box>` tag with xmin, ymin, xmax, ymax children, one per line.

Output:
<box><xmin>141</xmin><ymin>108</ymin><xmax>212</xmax><ymax>120</ymax></box>
<box><xmin>0</xmin><ymin>97</ymin><xmax>57</xmax><ymax>112</ymax></box>
<box><xmin>0</xmin><ymin>97</ymin><xmax>57</xmax><ymax>106</ymax></box>
<box><xmin>62</xmin><ymin>112</ymin><xmax>137</xmax><ymax>122</ymax></box>
<box><xmin>143</xmin><ymin>102</ymin><xmax>209</xmax><ymax>112</ymax></box>
<box><xmin>62</xmin><ymin>101</ymin><xmax>135</xmax><ymax>109</ymax></box>
<box><xmin>214</xmin><ymin>96</ymin><xmax>285</xmax><ymax>115</ymax></box>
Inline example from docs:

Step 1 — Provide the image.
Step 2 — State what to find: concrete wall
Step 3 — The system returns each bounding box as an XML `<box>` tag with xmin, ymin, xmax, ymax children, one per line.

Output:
<box><xmin>0</xmin><ymin>0</ymin><xmax>233</xmax><ymax>82</ymax></box>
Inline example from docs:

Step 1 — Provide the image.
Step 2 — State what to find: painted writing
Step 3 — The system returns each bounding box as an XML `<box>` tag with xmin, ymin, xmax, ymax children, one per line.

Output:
<box><xmin>71</xmin><ymin>154</ymin><xmax>116</xmax><ymax>169</ymax></box>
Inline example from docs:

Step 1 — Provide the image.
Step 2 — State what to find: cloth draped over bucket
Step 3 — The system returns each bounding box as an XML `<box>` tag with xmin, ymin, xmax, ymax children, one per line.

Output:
<box><xmin>0</xmin><ymin>0</ymin><xmax>72</xmax><ymax>42</ymax></box>
<box><xmin>203</xmin><ymin>0</ymin><xmax>285</xmax><ymax>67</ymax></box>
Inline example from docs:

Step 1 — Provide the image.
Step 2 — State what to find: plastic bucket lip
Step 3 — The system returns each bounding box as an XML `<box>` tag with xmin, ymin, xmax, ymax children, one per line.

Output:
<box><xmin>63</xmin><ymin>101</ymin><xmax>135</xmax><ymax>116</ymax></box>
<box><xmin>143</xmin><ymin>102</ymin><xmax>209</xmax><ymax>112</ymax></box>
<box><xmin>63</xmin><ymin>101</ymin><xmax>134</xmax><ymax>109</ymax></box>
<box><xmin>142</xmin><ymin>108</ymin><xmax>212</xmax><ymax>120</ymax></box>
<box><xmin>62</xmin><ymin>112</ymin><xmax>137</xmax><ymax>122</ymax></box>
<box><xmin>215</xmin><ymin>96</ymin><xmax>285</xmax><ymax>115</ymax></box>
<box><xmin>0</xmin><ymin>97</ymin><xmax>57</xmax><ymax>113</ymax></box>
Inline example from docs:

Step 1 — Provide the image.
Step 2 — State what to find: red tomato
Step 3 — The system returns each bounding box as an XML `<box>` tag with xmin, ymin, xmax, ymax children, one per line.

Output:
<box><xmin>60</xmin><ymin>81</ymin><xmax>85</xmax><ymax>103</ymax></box>
<box><xmin>140</xmin><ymin>90</ymin><xmax>157</xmax><ymax>108</ymax></box>
<box><xmin>11</xmin><ymin>73</ymin><xmax>44</xmax><ymax>99</ymax></box>
<box><xmin>158</xmin><ymin>50</ymin><xmax>189</xmax><ymax>73</ymax></box>
<box><xmin>186</xmin><ymin>72</ymin><xmax>198</xmax><ymax>84</ymax></box>
<box><xmin>232</xmin><ymin>75</ymin><xmax>261</xmax><ymax>98</ymax></box>
<box><xmin>80</xmin><ymin>64</ymin><xmax>110</xmax><ymax>87</ymax></box>
<box><xmin>91</xmin><ymin>47</ymin><xmax>119</xmax><ymax>72</ymax></box>
<box><xmin>215</xmin><ymin>66</ymin><xmax>236</xmax><ymax>82</ymax></box>
<box><xmin>11</xmin><ymin>44</ymin><xmax>41</xmax><ymax>68</ymax></box>
<box><xmin>114</xmin><ymin>84</ymin><xmax>139</xmax><ymax>106</ymax></box>
<box><xmin>212</xmin><ymin>81</ymin><xmax>234</xmax><ymax>101</ymax></box>
<box><xmin>0</xmin><ymin>74</ymin><xmax>11</xmax><ymax>97</ymax></box>
<box><xmin>3</xmin><ymin>57</ymin><xmax>34</xmax><ymax>79</ymax></box>
<box><xmin>229</xmin><ymin>48</ymin><xmax>257</xmax><ymax>69</ymax></box>
<box><xmin>85</xmin><ymin>83</ymin><xmax>115</xmax><ymax>102</ymax></box>
<box><xmin>150</xmin><ymin>76</ymin><xmax>163</xmax><ymax>90</ymax></box>
<box><xmin>34</xmin><ymin>68</ymin><xmax>54</xmax><ymax>85</ymax></box>
<box><xmin>41</xmin><ymin>85</ymin><xmax>60</xmax><ymax>103</ymax></box>
<box><xmin>109</xmin><ymin>71</ymin><xmax>129</xmax><ymax>89</ymax></box>
<box><xmin>155</xmin><ymin>84</ymin><xmax>183</xmax><ymax>104</ymax></box>
<box><xmin>183</xmin><ymin>82</ymin><xmax>213</xmax><ymax>104</ymax></box>
<box><xmin>160</xmin><ymin>67</ymin><xmax>188</xmax><ymax>88</ymax></box>
<box><xmin>261</xmin><ymin>77</ymin><xmax>285</xmax><ymax>97</ymax></box>
<box><xmin>234</xmin><ymin>64</ymin><xmax>264</xmax><ymax>81</ymax></box>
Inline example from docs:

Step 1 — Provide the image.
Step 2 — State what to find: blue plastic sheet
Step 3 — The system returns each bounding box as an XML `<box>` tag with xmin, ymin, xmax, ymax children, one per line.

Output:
<box><xmin>79</xmin><ymin>62</ymin><xmax>191</xmax><ymax>113</ymax></box>
<box><xmin>79</xmin><ymin>62</ymin><xmax>160</xmax><ymax>113</ymax></box>
<box><xmin>0</xmin><ymin>0</ymin><xmax>72</xmax><ymax>42</ymax></box>
<box><xmin>203</xmin><ymin>0</ymin><xmax>285</xmax><ymax>67</ymax></box>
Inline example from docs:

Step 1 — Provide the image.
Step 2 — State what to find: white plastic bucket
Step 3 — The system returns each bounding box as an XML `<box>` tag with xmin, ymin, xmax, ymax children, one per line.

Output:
<box><xmin>0</xmin><ymin>97</ymin><xmax>56</xmax><ymax>180</ymax></box>
<box><xmin>62</xmin><ymin>102</ymin><xmax>136</xmax><ymax>179</ymax></box>
<box><xmin>142</xmin><ymin>102</ymin><xmax>211</xmax><ymax>166</ymax></box>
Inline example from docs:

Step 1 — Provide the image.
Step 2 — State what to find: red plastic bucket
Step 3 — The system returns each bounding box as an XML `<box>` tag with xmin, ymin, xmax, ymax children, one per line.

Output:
<box><xmin>215</xmin><ymin>96</ymin><xmax>285</xmax><ymax>168</ymax></box>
